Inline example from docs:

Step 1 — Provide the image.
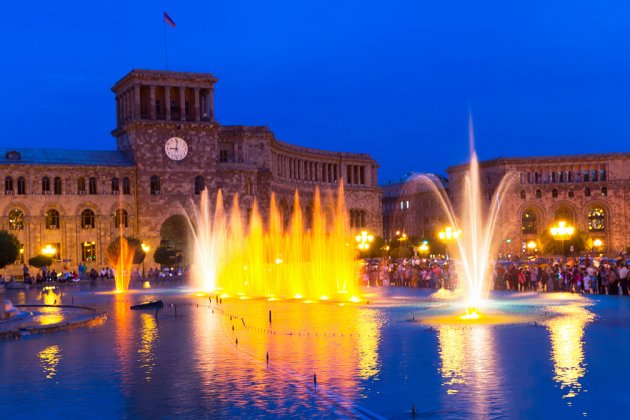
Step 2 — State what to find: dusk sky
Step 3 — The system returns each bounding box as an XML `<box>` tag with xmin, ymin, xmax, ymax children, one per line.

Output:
<box><xmin>3</xmin><ymin>0</ymin><xmax>630</xmax><ymax>183</ymax></box>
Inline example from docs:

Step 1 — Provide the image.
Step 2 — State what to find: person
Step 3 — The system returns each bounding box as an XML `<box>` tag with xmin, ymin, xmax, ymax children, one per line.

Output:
<box><xmin>619</xmin><ymin>262</ymin><xmax>629</xmax><ymax>295</ymax></box>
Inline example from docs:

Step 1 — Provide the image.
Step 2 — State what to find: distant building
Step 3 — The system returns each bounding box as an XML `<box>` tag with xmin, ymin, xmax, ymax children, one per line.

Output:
<box><xmin>1</xmin><ymin>69</ymin><xmax>381</xmax><ymax>274</ymax></box>
<box><xmin>447</xmin><ymin>153</ymin><xmax>630</xmax><ymax>255</ymax></box>
<box><xmin>381</xmin><ymin>175</ymin><xmax>448</xmax><ymax>240</ymax></box>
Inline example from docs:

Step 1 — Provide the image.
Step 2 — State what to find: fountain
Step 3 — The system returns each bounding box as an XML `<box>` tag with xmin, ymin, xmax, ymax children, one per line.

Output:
<box><xmin>187</xmin><ymin>183</ymin><xmax>360</xmax><ymax>302</ymax></box>
<box><xmin>106</xmin><ymin>236</ymin><xmax>136</xmax><ymax>292</ymax></box>
<box><xmin>409</xmin><ymin>117</ymin><xmax>516</xmax><ymax>318</ymax></box>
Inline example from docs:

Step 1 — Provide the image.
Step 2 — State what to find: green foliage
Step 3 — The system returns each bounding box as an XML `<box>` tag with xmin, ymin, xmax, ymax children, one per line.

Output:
<box><xmin>107</xmin><ymin>236</ymin><xmax>146</xmax><ymax>265</ymax></box>
<box><xmin>0</xmin><ymin>230</ymin><xmax>21</xmax><ymax>269</ymax></box>
<box><xmin>537</xmin><ymin>227</ymin><xmax>588</xmax><ymax>255</ymax></box>
<box><xmin>153</xmin><ymin>245</ymin><xmax>180</xmax><ymax>267</ymax></box>
<box><xmin>28</xmin><ymin>254</ymin><xmax>53</xmax><ymax>268</ymax></box>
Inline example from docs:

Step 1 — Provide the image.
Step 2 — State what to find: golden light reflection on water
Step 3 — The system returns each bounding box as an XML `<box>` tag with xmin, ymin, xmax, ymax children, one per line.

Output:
<box><xmin>138</xmin><ymin>313</ymin><xmax>158</xmax><ymax>381</ymax></box>
<box><xmin>36</xmin><ymin>307</ymin><xmax>65</xmax><ymax>326</ymax></box>
<box><xmin>437</xmin><ymin>325</ymin><xmax>501</xmax><ymax>416</ymax></box>
<box><xmin>38</xmin><ymin>345</ymin><xmax>61</xmax><ymax>379</ymax></box>
<box><xmin>544</xmin><ymin>304</ymin><xmax>594</xmax><ymax>401</ymax></box>
<box><xmin>357</xmin><ymin>309</ymin><xmax>381</xmax><ymax>379</ymax></box>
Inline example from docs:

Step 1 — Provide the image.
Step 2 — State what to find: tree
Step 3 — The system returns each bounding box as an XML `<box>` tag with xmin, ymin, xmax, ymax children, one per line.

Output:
<box><xmin>359</xmin><ymin>236</ymin><xmax>387</xmax><ymax>258</ymax></box>
<box><xmin>28</xmin><ymin>254</ymin><xmax>53</xmax><ymax>268</ymax></box>
<box><xmin>538</xmin><ymin>227</ymin><xmax>588</xmax><ymax>255</ymax></box>
<box><xmin>153</xmin><ymin>245</ymin><xmax>180</xmax><ymax>267</ymax></box>
<box><xmin>107</xmin><ymin>236</ymin><xmax>146</xmax><ymax>265</ymax></box>
<box><xmin>0</xmin><ymin>230</ymin><xmax>21</xmax><ymax>269</ymax></box>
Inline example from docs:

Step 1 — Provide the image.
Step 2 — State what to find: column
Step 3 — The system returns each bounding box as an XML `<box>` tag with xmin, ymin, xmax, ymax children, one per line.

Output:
<box><xmin>149</xmin><ymin>86</ymin><xmax>156</xmax><ymax>120</ymax></box>
<box><xmin>165</xmin><ymin>87</ymin><xmax>171</xmax><ymax>121</ymax></box>
<box><xmin>208</xmin><ymin>88</ymin><xmax>215</xmax><ymax>120</ymax></box>
<box><xmin>179</xmin><ymin>87</ymin><xmax>186</xmax><ymax>121</ymax></box>
<box><xmin>134</xmin><ymin>85</ymin><xmax>141</xmax><ymax>119</ymax></box>
<box><xmin>194</xmin><ymin>87</ymin><xmax>200</xmax><ymax>121</ymax></box>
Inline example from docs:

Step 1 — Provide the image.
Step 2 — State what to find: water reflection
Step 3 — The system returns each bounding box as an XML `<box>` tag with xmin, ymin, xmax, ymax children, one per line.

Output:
<box><xmin>38</xmin><ymin>345</ymin><xmax>61</xmax><ymax>379</ymax></box>
<box><xmin>36</xmin><ymin>307</ymin><xmax>65</xmax><ymax>326</ymax></box>
<box><xmin>437</xmin><ymin>325</ymin><xmax>502</xmax><ymax>416</ymax></box>
<box><xmin>138</xmin><ymin>313</ymin><xmax>158</xmax><ymax>381</ymax></box>
<box><xmin>544</xmin><ymin>304</ymin><xmax>595</xmax><ymax>401</ymax></box>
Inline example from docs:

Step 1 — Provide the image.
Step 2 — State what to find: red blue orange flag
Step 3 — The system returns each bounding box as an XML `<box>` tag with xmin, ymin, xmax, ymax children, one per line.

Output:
<box><xmin>164</xmin><ymin>12</ymin><xmax>176</xmax><ymax>28</ymax></box>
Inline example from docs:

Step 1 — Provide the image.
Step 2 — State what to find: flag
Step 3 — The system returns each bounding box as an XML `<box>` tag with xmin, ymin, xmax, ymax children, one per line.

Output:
<box><xmin>164</xmin><ymin>12</ymin><xmax>176</xmax><ymax>28</ymax></box>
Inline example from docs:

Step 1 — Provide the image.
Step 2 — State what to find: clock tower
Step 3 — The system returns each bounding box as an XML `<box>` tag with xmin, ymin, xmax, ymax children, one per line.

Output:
<box><xmin>111</xmin><ymin>69</ymin><xmax>219</xmax><ymax>249</ymax></box>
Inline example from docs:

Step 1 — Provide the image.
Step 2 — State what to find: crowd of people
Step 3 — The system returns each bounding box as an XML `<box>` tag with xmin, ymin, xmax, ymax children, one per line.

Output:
<box><xmin>363</xmin><ymin>255</ymin><xmax>630</xmax><ymax>296</ymax></box>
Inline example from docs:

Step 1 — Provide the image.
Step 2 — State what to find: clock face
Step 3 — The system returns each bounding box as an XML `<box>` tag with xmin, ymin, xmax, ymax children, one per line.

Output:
<box><xmin>165</xmin><ymin>137</ymin><xmax>188</xmax><ymax>161</ymax></box>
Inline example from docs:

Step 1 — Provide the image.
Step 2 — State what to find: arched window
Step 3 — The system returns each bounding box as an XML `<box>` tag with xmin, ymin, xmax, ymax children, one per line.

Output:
<box><xmin>88</xmin><ymin>177</ymin><xmax>97</xmax><ymax>194</ymax></box>
<box><xmin>521</xmin><ymin>210</ymin><xmax>537</xmax><ymax>234</ymax></box>
<box><xmin>17</xmin><ymin>176</ymin><xmax>26</xmax><ymax>195</ymax></box>
<box><xmin>5</xmin><ymin>176</ymin><xmax>13</xmax><ymax>194</ymax></box>
<box><xmin>112</xmin><ymin>177</ymin><xmax>120</xmax><ymax>194</ymax></box>
<box><xmin>601</xmin><ymin>187</ymin><xmax>607</xmax><ymax>197</ymax></box>
<box><xmin>554</xmin><ymin>207</ymin><xmax>573</xmax><ymax>222</ymax></box>
<box><xmin>45</xmin><ymin>209</ymin><xmax>60</xmax><ymax>229</ymax></box>
<box><xmin>78</xmin><ymin>177</ymin><xmax>86</xmax><ymax>194</ymax></box>
<box><xmin>552</xmin><ymin>189</ymin><xmax>558</xmax><ymax>198</ymax></box>
<box><xmin>114</xmin><ymin>209</ymin><xmax>128</xmax><ymax>228</ymax></box>
<box><xmin>54</xmin><ymin>177</ymin><xmax>62</xmax><ymax>195</ymax></box>
<box><xmin>588</xmin><ymin>207</ymin><xmax>605</xmax><ymax>232</ymax></box>
<box><xmin>81</xmin><ymin>209</ymin><xmax>95</xmax><ymax>229</ymax></box>
<box><xmin>122</xmin><ymin>177</ymin><xmax>131</xmax><ymax>195</ymax></box>
<box><xmin>8</xmin><ymin>208</ymin><xmax>24</xmax><ymax>230</ymax></box>
<box><xmin>42</xmin><ymin>176</ymin><xmax>50</xmax><ymax>194</ymax></box>
<box><xmin>194</xmin><ymin>176</ymin><xmax>204</xmax><ymax>195</ymax></box>
<box><xmin>150</xmin><ymin>175</ymin><xmax>161</xmax><ymax>195</ymax></box>
<box><xmin>585</xmin><ymin>187</ymin><xmax>591</xmax><ymax>197</ymax></box>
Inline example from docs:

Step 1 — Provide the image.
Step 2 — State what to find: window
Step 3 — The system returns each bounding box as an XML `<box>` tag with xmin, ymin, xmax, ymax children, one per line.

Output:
<box><xmin>114</xmin><ymin>209</ymin><xmax>128</xmax><ymax>228</ymax></box>
<box><xmin>122</xmin><ymin>177</ymin><xmax>131</xmax><ymax>195</ymax></box>
<box><xmin>552</xmin><ymin>189</ymin><xmax>558</xmax><ymax>198</ymax></box>
<box><xmin>535</xmin><ymin>189</ymin><xmax>542</xmax><ymax>199</ymax></box>
<box><xmin>219</xmin><ymin>150</ymin><xmax>229</xmax><ymax>163</ymax></box>
<box><xmin>81</xmin><ymin>209</ymin><xmax>95</xmax><ymax>229</ymax></box>
<box><xmin>585</xmin><ymin>187</ymin><xmax>591</xmax><ymax>197</ymax></box>
<box><xmin>600</xmin><ymin>169</ymin><xmax>606</xmax><ymax>181</ymax></box>
<box><xmin>45</xmin><ymin>209</ymin><xmax>60</xmax><ymax>229</ymax></box>
<box><xmin>8</xmin><ymin>208</ymin><xmax>24</xmax><ymax>230</ymax></box>
<box><xmin>246</xmin><ymin>177</ymin><xmax>252</xmax><ymax>195</ymax></box>
<box><xmin>554</xmin><ymin>207</ymin><xmax>573</xmax><ymax>222</ymax></box>
<box><xmin>5</xmin><ymin>176</ymin><xmax>13</xmax><ymax>194</ymax></box>
<box><xmin>520</xmin><ymin>190</ymin><xmax>526</xmax><ymax>199</ymax></box>
<box><xmin>591</xmin><ymin>169</ymin><xmax>598</xmax><ymax>182</ymax></box>
<box><xmin>588</xmin><ymin>207</ymin><xmax>605</xmax><ymax>232</ymax></box>
<box><xmin>350</xmin><ymin>209</ymin><xmax>366</xmax><ymax>228</ymax></box>
<box><xmin>78</xmin><ymin>177</ymin><xmax>86</xmax><ymax>194</ymax></box>
<box><xmin>150</xmin><ymin>175</ymin><xmax>161</xmax><ymax>195</ymax></box>
<box><xmin>568</xmin><ymin>190</ymin><xmax>574</xmax><ymax>198</ymax></box>
<box><xmin>567</xmin><ymin>171</ymin><xmax>573</xmax><ymax>182</ymax></box>
<box><xmin>194</xmin><ymin>176</ymin><xmax>204</xmax><ymax>195</ymax></box>
<box><xmin>112</xmin><ymin>177</ymin><xmax>120</xmax><ymax>194</ymax></box>
<box><xmin>88</xmin><ymin>177</ymin><xmax>97</xmax><ymax>194</ymax></box>
<box><xmin>17</xmin><ymin>177</ymin><xmax>26</xmax><ymax>195</ymax></box>
<box><xmin>81</xmin><ymin>242</ymin><xmax>96</xmax><ymax>262</ymax></box>
<box><xmin>601</xmin><ymin>187</ymin><xmax>607</xmax><ymax>197</ymax></box>
<box><xmin>42</xmin><ymin>177</ymin><xmax>50</xmax><ymax>194</ymax></box>
<box><xmin>54</xmin><ymin>177</ymin><xmax>62</xmax><ymax>195</ymax></box>
<box><xmin>583</xmin><ymin>170</ymin><xmax>590</xmax><ymax>182</ymax></box>
<box><xmin>521</xmin><ymin>210</ymin><xmax>537</xmax><ymax>234</ymax></box>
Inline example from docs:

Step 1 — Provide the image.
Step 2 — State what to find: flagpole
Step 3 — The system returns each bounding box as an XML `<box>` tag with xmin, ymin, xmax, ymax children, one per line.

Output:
<box><xmin>163</xmin><ymin>17</ymin><xmax>169</xmax><ymax>70</ymax></box>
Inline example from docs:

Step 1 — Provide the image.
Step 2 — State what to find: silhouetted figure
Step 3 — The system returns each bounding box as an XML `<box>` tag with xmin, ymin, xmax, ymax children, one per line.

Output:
<box><xmin>313</xmin><ymin>373</ymin><xmax>317</xmax><ymax>388</ymax></box>
<box><xmin>266</xmin><ymin>352</ymin><xmax>269</xmax><ymax>366</ymax></box>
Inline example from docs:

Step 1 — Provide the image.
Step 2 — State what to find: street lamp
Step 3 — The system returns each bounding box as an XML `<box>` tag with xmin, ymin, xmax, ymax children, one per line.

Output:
<box><xmin>526</xmin><ymin>240</ymin><xmax>537</xmax><ymax>254</ymax></box>
<box><xmin>141</xmin><ymin>242</ymin><xmax>150</xmax><ymax>278</ymax></box>
<box><xmin>418</xmin><ymin>241</ymin><xmax>429</xmax><ymax>256</ymax></box>
<box><xmin>356</xmin><ymin>231</ymin><xmax>374</xmax><ymax>252</ymax></box>
<box><xmin>550</xmin><ymin>221</ymin><xmax>575</xmax><ymax>258</ymax></box>
<box><xmin>42</xmin><ymin>244</ymin><xmax>56</xmax><ymax>257</ymax></box>
<box><xmin>593</xmin><ymin>238</ymin><xmax>603</xmax><ymax>253</ymax></box>
<box><xmin>438</xmin><ymin>226</ymin><xmax>461</xmax><ymax>241</ymax></box>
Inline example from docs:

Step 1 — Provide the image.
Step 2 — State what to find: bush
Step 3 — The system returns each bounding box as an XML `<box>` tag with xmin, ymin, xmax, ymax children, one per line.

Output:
<box><xmin>28</xmin><ymin>254</ymin><xmax>53</xmax><ymax>268</ymax></box>
<box><xmin>153</xmin><ymin>245</ymin><xmax>180</xmax><ymax>267</ymax></box>
<box><xmin>0</xmin><ymin>230</ymin><xmax>20</xmax><ymax>269</ymax></box>
<box><xmin>107</xmin><ymin>236</ymin><xmax>146</xmax><ymax>265</ymax></box>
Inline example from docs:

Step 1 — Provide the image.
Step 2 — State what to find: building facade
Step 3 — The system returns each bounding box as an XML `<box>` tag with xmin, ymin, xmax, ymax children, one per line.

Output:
<box><xmin>1</xmin><ymin>69</ymin><xmax>381</xmax><ymax>274</ymax></box>
<box><xmin>447</xmin><ymin>153</ymin><xmax>630</xmax><ymax>255</ymax></box>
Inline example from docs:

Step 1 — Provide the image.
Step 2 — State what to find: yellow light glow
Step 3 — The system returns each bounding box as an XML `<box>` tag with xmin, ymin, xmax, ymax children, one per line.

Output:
<box><xmin>38</xmin><ymin>345</ymin><xmax>62</xmax><ymax>379</ymax></box>
<box><xmin>550</xmin><ymin>221</ymin><xmax>575</xmax><ymax>239</ymax></box>
<box><xmin>141</xmin><ymin>243</ymin><xmax>150</xmax><ymax>253</ymax></box>
<box><xmin>350</xmin><ymin>296</ymin><xmax>360</xmax><ymax>303</ymax></box>
<box><xmin>593</xmin><ymin>239</ymin><xmax>603</xmax><ymax>248</ymax></box>
<box><xmin>527</xmin><ymin>241</ymin><xmax>537</xmax><ymax>250</ymax></box>
<box><xmin>460</xmin><ymin>308</ymin><xmax>480</xmax><ymax>320</ymax></box>
<box><xmin>320</xmin><ymin>295</ymin><xmax>329</xmax><ymax>301</ymax></box>
<box><xmin>142</xmin><ymin>281</ymin><xmax>151</xmax><ymax>289</ymax></box>
<box><xmin>294</xmin><ymin>294</ymin><xmax>303</xmax><ymax>299</ymax></box>
<box><xmin>419</xmin><ymin>243</ymin><xmax>429</xmax><ymax>252</ymax></box>
<box><xmin>41</xmin><ymin>244</ymin><xmax>56</xmax><ymax>256</ymax></box>
<box><xmin>439</xmin><ymin>226</ymin><xmax>462</xmax><ymax>241</ymax></box>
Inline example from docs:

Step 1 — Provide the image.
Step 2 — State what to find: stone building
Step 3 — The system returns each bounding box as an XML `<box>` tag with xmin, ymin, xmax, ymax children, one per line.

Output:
<box><xmin>447</xmin><ymin>153</ymin><xmax>630</xmax><ymax>255</ymax></box>
<box><xmin>1</xmin><ymin>69</ymin><xmax>381</xmax><ymax>274</ymax></box>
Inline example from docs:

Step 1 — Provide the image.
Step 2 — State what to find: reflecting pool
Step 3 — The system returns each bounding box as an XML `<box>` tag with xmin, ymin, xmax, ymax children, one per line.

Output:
<box><xmin>1</xmin><ymin>285</ymin><xmax>630</xmax><ymax>418</ymax></box>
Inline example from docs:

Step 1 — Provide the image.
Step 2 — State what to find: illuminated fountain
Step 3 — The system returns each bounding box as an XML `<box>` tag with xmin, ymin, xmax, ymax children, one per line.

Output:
<box><xmin>410</xmin><ymin>118</ymin><xmax>516</xmax><ymax>318</ymax></box>
<box><xmin>188</xmin><ymin>183</ymin><xmax>359</xmax><ymax>302</ymax></box>
<box><xmin>106</xmin><ymin>236</ymin><xmax>136</xmax><ymax>292</ymax></box>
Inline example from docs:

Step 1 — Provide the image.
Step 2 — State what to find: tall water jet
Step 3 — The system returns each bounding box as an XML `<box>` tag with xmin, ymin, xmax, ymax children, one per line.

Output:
<box><xmin>106</xmin><ymin>236</ymin><xmax>136</xmax><ymax>292</ymax></box>
<box><xmin>187</xmin><ymin>183</ymin><xmax>359</xmax><ymax>301</ymax></box>
<box><xmin>408</xmin><ymin>117</ymin><xmax>515</xmax><ymax>313</ymax></box>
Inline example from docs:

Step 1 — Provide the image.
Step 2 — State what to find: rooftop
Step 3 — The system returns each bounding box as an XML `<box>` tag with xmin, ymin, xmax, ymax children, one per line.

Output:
<box><xmin>0</xmin><ymin>148</ymin><xmax>134</xmax><ymax>167</ymax></box>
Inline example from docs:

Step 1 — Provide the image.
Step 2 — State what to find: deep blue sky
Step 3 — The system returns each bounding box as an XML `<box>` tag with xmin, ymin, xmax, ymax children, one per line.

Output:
<box><xmin>2</xmin><ymin>1</ymin><xmax>629</xmax><ymax>183</ymax></box>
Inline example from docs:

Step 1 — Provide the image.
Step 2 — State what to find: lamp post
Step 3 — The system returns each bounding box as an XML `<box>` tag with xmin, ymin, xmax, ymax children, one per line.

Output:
<box><xmin>418</xmin><ymin>241</ymin><xmax>429</xmax><ymax>257</ymax></box>
<box><xmin>592</xmin><ymin>238</ymin><xmax>603</xmax><ymax>254</ymax></box>
<box><xmin>42</xmin><ymin>244</ymin><xmax>56</xmax><ymax>258</ymax></box>
<box><xmin>526</xmin><ymin>240</ymin><xmax>537</xmax><ymax>255</ymax></box>
<box><xmin>141</xmin><ymin>243</ymin><xmax>150</xmax><ymax>278</ymax></box>
<box><xmin>550</xmin><ymin>221</ymin><xmax>574</xmax><ymax>258</ymax></box>
<box><xmin>438</xmin><ymin>226</ymin><xmax>461</xmax><ymax>241</ymax></box>
<box><xmin>356</xmin><ymin>231</ymin><xmax>374</xmax><ymax>253</ymax></box>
